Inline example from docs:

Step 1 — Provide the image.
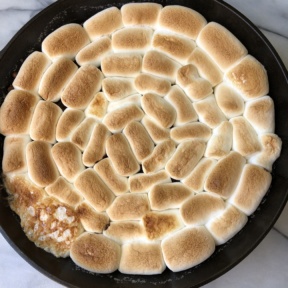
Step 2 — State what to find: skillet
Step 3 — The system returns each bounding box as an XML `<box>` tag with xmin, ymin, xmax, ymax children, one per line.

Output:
<box><xmin>0</xmin><ymin>0</ymin><xmax>288</xmax><ymax>287</ymax></box>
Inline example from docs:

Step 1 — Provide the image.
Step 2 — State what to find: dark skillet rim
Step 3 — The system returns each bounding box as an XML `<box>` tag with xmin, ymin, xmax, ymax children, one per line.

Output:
<box><xmin>0</xmin><ymin>0</ymin><xmax>288</xmax><ymax>287</ymax></box>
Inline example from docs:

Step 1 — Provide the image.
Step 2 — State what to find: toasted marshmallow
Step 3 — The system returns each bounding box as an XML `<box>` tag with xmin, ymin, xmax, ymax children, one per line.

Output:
<box><xmin>104</xmin><ymin>221</ymin><xmax>145</xmax><ymax>244</ymax></box>
<box><xmin>249</xmin><ymin>133</ymin><xmax>282</xmax><ymax>171</ymax></box>
<box><xmin>62</xmin><ymin>65</ymin><xmax>103</xmax><ymax>110</ymax></box>
<box><xmin>123</xmin><ymin>121</ymin><xmax>154</xmax><ymax>163</ymax></box>
<box><xmin>193</xmin><ymin>95</ymin><xmax>227</xmax><ymax>128</ymax></box>
<box><xmin>13</xmin><ymin>51</ymin><xmax>51</xmax><ymax>93</ymax></box>
<box><xmin>120</xmin><ymin>242</ymin><xmax>165</xmax><ymax>275</ymax></box>
<box><xmin>205</xmin><ymin>121</ymin><xmax>233</xmax><ymax>159</ymax></box>
<box><xmin>180</xmin><ymin>193</ymin><xmax>225</xmax><ymax>225</ymax></box>
<box><xmin>230</xmin><ymin>116</ymin><xmax>261</xmax><ymax>157</ymax></box>
<box><xmin>107</xmin><ymin>94</ymin><xmax>142</xmax><ymax>113</ymax></box>
<box><xmin>30</xmin><ymin>101</ymin><xmax>62</xmax><ymax>144</ymax></box>
<box><xmin>161</xmin><ymin>226</ymin><xmax>215</xmax><ymax>272</ymax></box>
<box><xmin>85</xmin><ymin>92</ymin><xmax>108</xmax><ymax>120</ymax></box>
<box><xmin>45</xmin><ymin>176</ymin><xmax>82</xmax><ymax>207</ymax></box>
<box><xmin>152</xmin><ymin>31</ymin><xmax>196</xmax><ymax>64</ymax></box>
<box><xmin>83</xmin><ymin>123</ymin><xmax>110</xmax><ymax>167</ymax></box>
<box><xmin>70</xmin><ymin>233</ymin><xmax>121</xmax><ymax>273</ymax></box>
<box><xmin>141</xmin><ymin>93</ymin><xmax>176</xmax><ymax>128</ymax></box>
<box><xmin>112</xmin><ymin>27</ymin><xmax>153</xmax><ymax>54</ymax></box>
<box><xmin>94</xmin><ymin>158</ymin><xmax>129</xmax><ymax>195</ymax></box>
<box><xmin>206</xmin><ymin>204</ymin><xmax>248</xmax><ymax>245</ymax></box>
<box><xmin>102</xmin><ymin>77</ymin><xmax>136</xmax><ymax>101</ymax></box>
<box><xmin>244</xmin><ymin>96</ymin><xmax>275</xmax><ymax>134</ymax></box>
<box><xmin>0</xmin><ymin>90</ymin><xmax>38</xmax><ymax>135</ymax></box>
<box><xmin>229</xmin><ymin>164</ymin><xmax>272</xmax><ymax>215</ymax></box>
<box><xmin>134</xmin><ymin>73</ymin><xmax>171</xmax><ymax>96</ymax></box>
<box><xmin>225</xmin><ymin>55</ymin><xmax>269</xmax><ymax>100</ymax></box>
<box><xmin>166</xmin><ymin>140</ymin><xmax>206</xmax><ymax>180</ymax></box>
<box><xmin>74</xmin><ymin>169</ymin><xmax>115</xmax><ymax>212</ymax></box>
<box><xmin>2</xmin><ymin>135</ymin><xmax>30</xmax><ymax>174</ymax></box>
<box><xmin>149</xmin><ymin>183</ymin><xmax>192</xmax><ymax>210</ymax></box>
<box><xmin>76</xmin><ymin>202</ymin><xmax>109</xmax><ymax>233</ymax></box>
<box><xmin>51</xmin><ymin>142</ymin><xmax>85</xmax><ymax>182</ymax></box>
<box><xmin>197</xmin><ymin>22</ymin><xmax>247</xmax><ymax>71</ymax></box>
<box><xmin>103</xmin><ymin>104</ymin><xmax>144</xmax><ymax>133</ymax></box>
<box><xmin>176</xmin><ymin>63</ymin><xmax>198</xmax><ymax>87</ymax></box>
<box><xmin>204</xmin><ymin>151</ymin><xmax>246</xmax><ymax>199</ymax></box>
<box><xmin>142</xmin><ymin>139</ymin><xmax>176</xmax><ymax>174</ymax></box>
<box><xmin>142</xmin><ymin>50</ymin><xmax>181</xmax><ymax>82</ymax></box>
<box><xmin>183</xmin><ymin>158</ymin><xmax>217</xmax><ymax>193</ymax></box>
<box><xmin>42</xmin><ymin>24</ymin><xmax>90</xmax><ymax>59</ymax></box>
<box><xmin>70</xmin><ymin>117</ymin><xmax>97</xmax><ymax>151</ymax></box>
<box><xmin>76</xmin><ymin>36</ymin><xmax>112</xmax><ymax>66</ymax></box>
<box><xmin>56</xmin><ymin>109</ymin><xmax>85</xmax><ymax>142</ymax></box>
<box><xmin>165</xmin><ymin>85</ymin><xmax>198</xmax><ymax>126</ymax></box>
<box><xmin>142</xmin><ymin>210</ymin><xmax>184</xmax><ymax>240</ymax></box>
<box><xmin>170</xmin><ymin>122</ymin><xmax>211</xmax><ymax>143</ymax></box>
<box><xmin>106</xmin><ymin>193</ymin><xmax>150</xmax><ymax>221</ymax></box>
<box><xmin>158</xmin><ymin>6</ymin><xmax>206</xmax><ymax>39</ymax></box>
<box><xmin>121</xmin><ymin>3</ymin><xmax>162</xmax><ymax>28</ymax></box>
<box><xmin>141</xmin><ymin>116</ymin><xmax>170</xmax><ymax>144</ymax></box>
<box><xmin>83</xmin><ymin>7</ymin><xmax>123</xmax><ymax>41</ymax></box>
<box><xmin>101</xmin><ymin>53</ymin><xmax>142</xmax><ymax>77</ymax></box>
<box><xmin>39</xmin><ymin>57</ymin><xmax>77</xmax><ymax>102</ymax></box>
<box><xmin>26</xmin><ymin>141</ymin><xmax>59</xmax><ymax>187</ymax></box>
<box><xmin>106</xmin><ymin>134</ymin><xmax>140</xmax><ymax>176</ymax></box>
<box><xmin>187</xmin><ymin>48</ymin><xmax>223</xmax><ymax>86</ymax></box>
<box><xmin>129</xmin><ymin>170</ymin><xmax>171</xmax><ymax>193</ymax></box>
<box><xmin>215</xmin><ymin>83</ymin><xmax>244</xmax><ymax>119</ymax></box>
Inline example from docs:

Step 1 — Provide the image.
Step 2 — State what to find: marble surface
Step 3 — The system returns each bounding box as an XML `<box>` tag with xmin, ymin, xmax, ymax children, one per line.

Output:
<box><xmin>0</xmin><ymin>0</ymin><xmax>287</xmax><ymax>287</ymax></box>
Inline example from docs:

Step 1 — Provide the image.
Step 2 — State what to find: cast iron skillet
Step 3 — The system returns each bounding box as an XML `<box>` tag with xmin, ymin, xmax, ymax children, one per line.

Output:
<box><xmin>0</xmin><ymin>0</ymin><xmax>288</xmax><ymax>287</ymax></box>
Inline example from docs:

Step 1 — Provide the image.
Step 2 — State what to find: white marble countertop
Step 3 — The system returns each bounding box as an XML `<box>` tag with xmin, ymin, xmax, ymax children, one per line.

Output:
<box><xmin>0</xmin><ymin>0</ymin><xmax>287</xmax><ymax>287</ymax></box>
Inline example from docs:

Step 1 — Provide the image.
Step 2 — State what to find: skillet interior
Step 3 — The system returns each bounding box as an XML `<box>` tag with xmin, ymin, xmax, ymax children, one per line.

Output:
<box><xmin>0</xmin><ymin>0</ymin><xmax>288</xmax><ymax>287</ymax></box>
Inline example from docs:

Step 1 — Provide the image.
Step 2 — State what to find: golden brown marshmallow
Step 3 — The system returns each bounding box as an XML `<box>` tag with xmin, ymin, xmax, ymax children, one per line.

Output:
<box><xmin>62</xmin><ymin>65</ymin><xmax>103</xmax><ymax>109</ymax></box>
<box><xmin>85</xmin><ymin>92</ymin><xmax>108</xmax><ymax>120</ymax></box>
<box><xmin>70</xmin><ymin>233</ymin><xmax>121</xmax><ymax>273</ymax></box>
<box><xmin>165</xmin><ymin>85</ymin><xmax>198</xmax><ymax>126</ymax></box>
<box><xmin>74</xmin><ymin>169</ymin><xmax>115</xmax><ymax>212</ymax></box>
<box><xmin>215</xmin><ymin>83</ymin><xmax>244</xmax><ymax>119</ymax></box>
<box><xmin>204</xmin><ymin>151</ymin><xmax>246</xmax><ymax>199</ymax></box>
<box><xmin>106</xmin><ymin>133</ymin><xmax>140</xmax><ymax>176</ymax></box>
<box><xmin>166</xmin><ymin>140</ymin><xmax>206</xmax><ymax>180</ymax></box>
<box><xmin>29</xmin><ymin>101</ymin><xmax>62</xmax><ymax>144</ymax></box>
<box><xmin>0</xmin><ymin>90</ymin><xmax>39</xmax><ymax>135</ymax></box>
<box><xmin>51</xmin><ymin>142</ymin><xmax>85</xmax><ymax>182</ymax></box>
<box><xmin>225</xmin><ymin>55</ymin><xmax>269</xmax><ymax>100</ymax></box>
<box><xmin>38</xmin><ymin>57</ymin><xmax>78</xmax><ymax>102</ymax></box>
<box><xmin>13</xmin><ymin>51</ymin><xmax>51</xmax><ymax>92</ymax></box>
<box><xmin>142</xmin><ymin>50</ymin><xmax>181</xmax><ymax>82</ymax></box>
<box><xmin>142</xmin><ymin>139</ymin><xmax>176</xmax><ymax>174</ymax></box>
<box><xmin>94</xmin><ymin>158</ymin><xmax>129</xmax><ymax>195</ymax></box>
<box><xmin>197</xmin><ymin>22</ymin><xmax>247</xmax><ymax>71</ymax></box>
<box><xmin>229</xmin><ymin>164</ymin><xmax>272</xmax><ymax>215</ymax></box>
<box><xmin>106</xmin><ymin>193</ymin><xmax>150</xmax><ymax>221</ymax></box>
<box><xmin>2</xmin><ymin>135</ymin><xmax>30</xmax><ymax>174</ymax></box>
<box><xmin>149</xmin><ymin>183</ymin><xmax>192</xmax><ymax>210</ymax></box>
<box><xmin>183</xmin><ymin>158</ymin><xmax>217</xmax><ymax>193</ymax></box>
<box><xmin>206</xmin><ymin>204</ymin><xmax>248</xmax><ymax>245</ymax></box>
<box><xmin>161</xmin><ymin>226</ymin><xmax>215</xmax><ymax>272</ymax></box>
<box><xmin>121</xmin><ymin>3</ymin><xmax>162</xmax><ymax>28</ymax></box>
<box><xmin>42</xmin><ymin>24</ymin><xmax>90</xmax><ymax>59</ymax></box>
<box><xmin>26</xmin><ymin>141</ymin><xmax>59</xmax><ymax>187</ymax></box>
<box><xmin>75</xmin><ymin>36</ymin><xmax>112</xmax><ymax>67</ymax></box>
<box><xmin>158</xmin><ymin>6</ymin><xmax>207</xmax><ymax>39</ymax></box>
<box><xmin>56</xmin><ymin>109</ymin><xmax>85</xmax><ymax>142</ymax></box>
<box><xmin>45</xmin><ymin>176</ymin><xmax>82</xmax><ymax>207</ymax></box>
<box><xmin>107</xmin><ymin>94</ymin><xmax>142</xmax><ymax>113</ymax></box>
<box><xmin>230</xmin><ymin>116</ymin><xmax>261</xmax><ymax>157</ymax></box>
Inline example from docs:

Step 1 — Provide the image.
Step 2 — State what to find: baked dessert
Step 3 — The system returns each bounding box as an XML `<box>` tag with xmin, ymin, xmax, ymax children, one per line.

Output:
<box><xmin>0</xmin><ymin>2</ymin><xmax>282</xmax><ymax>275</ymax></box>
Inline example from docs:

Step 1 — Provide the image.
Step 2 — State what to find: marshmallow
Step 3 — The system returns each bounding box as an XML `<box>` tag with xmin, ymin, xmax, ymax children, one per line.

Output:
<box><xmin>107</xmin><ymin>94</ymin><xmax>142</xmax><ymax>113</ymax></box>
<box><xmin>85</xmin><ymin>92</ymin><xmax>108</xmax><ymax>120</ymax></box>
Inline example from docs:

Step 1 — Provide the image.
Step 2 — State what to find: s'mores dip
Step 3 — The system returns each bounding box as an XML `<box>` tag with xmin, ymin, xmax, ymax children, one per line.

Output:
<box><xmin>0</xmin><ymin>2</ymin><xmax>282</xmax><ymax>275</ymax></box>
